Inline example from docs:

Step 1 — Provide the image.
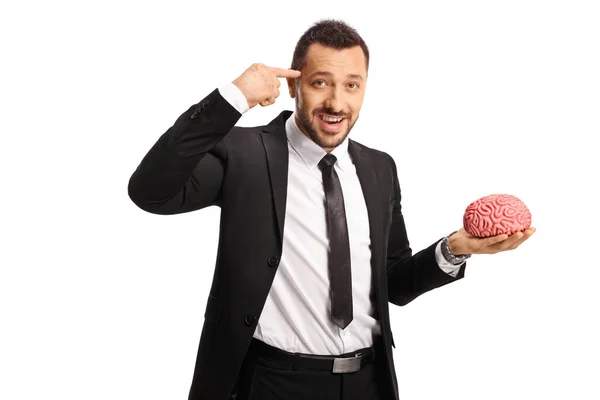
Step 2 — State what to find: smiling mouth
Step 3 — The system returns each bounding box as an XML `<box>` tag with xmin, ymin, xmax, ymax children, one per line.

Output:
<box><xmin>318</xmin><ymin>114</ymin><xmax>345</xmax><ymax>125</ymax></box>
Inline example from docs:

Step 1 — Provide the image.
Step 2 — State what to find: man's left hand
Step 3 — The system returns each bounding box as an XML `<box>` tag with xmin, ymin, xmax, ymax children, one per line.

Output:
<box><xmin>448</xmin><ymin>227</ymin><xmax>536</xmax><ymax>255</ymax></box>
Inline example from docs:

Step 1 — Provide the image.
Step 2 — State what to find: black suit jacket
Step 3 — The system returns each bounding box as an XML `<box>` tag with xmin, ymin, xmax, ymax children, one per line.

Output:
<box><xmin>128</xmin><ymin>88</ymin><xmax>466</xmax><ymax>400</ymax></box>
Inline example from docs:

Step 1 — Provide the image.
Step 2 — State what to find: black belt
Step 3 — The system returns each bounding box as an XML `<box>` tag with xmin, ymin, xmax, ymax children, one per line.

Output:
<box><xmin>249</xmin><ymin>337</ymin><xmax>378</xmax><ymax>374</ymax></box>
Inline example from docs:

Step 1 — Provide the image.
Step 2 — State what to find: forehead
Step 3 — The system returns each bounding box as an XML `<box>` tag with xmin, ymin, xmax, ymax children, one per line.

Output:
<box><xmin>304</xmin><ymin>43</ymin><xmax>367</xmax><ymax>79</ymax></box>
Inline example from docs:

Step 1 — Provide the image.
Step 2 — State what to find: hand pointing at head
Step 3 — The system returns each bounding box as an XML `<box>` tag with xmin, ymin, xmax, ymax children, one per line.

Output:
<box><xmin>232</xmin><ymin>63</ymin><xmax>301</xmax><ymax>109</ymax></box>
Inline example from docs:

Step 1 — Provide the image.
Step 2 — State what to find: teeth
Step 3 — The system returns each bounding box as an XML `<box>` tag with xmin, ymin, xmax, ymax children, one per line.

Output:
<box><xmin>321</xmin><ymin>115</ymin><xmax>342</xmax><ymax>123</ymax></box>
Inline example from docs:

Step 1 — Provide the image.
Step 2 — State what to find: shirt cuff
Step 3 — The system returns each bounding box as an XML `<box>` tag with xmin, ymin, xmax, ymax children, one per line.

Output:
<box><xmin>435</xmin><ymin>240</ymin><xmax>463</xmax><ymax>277</ymax></box>
<box><xmin>218</xmin><ymin>82</ymin><xmax>250</xmax><ymax>114</ymax></box>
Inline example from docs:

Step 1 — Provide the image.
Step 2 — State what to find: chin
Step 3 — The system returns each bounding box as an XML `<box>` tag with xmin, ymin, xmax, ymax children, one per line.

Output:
<box><xmin>315</xmin><ymin>130</ymin><xmax>348</xmax><ymax>149</ymax></box>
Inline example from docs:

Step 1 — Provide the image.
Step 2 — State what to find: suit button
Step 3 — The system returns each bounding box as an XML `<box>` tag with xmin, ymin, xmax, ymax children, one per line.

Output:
<box><xmin>190</xmin><ymin>111</ymin><xmax>199</xmax><ymax>119</ymax></box>
<box><xmin>244</xmin><ymin>313</ymin><xmax>257</xmax><ymax>326</ymax></box>
<box><xmin>267</xmin><ymin>256</ymin><xmax>279</xmax><ymax>267</ymax></box>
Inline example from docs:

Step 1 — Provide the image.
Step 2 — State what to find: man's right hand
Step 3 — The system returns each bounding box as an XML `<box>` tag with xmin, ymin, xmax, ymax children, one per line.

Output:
<box><xmin>232</xmin><ymin>63</ymin><xmax>301</xmax><ymax>109</ymax></box>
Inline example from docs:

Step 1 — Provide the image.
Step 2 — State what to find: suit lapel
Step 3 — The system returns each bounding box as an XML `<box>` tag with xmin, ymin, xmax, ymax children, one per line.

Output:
<box><xmin>348</xmin><ymin>140</ymin><xmax>385</xmax><ymax>311</ymax></box>
<box><xmin>348</xmin><ymin>139</ymin><xmax>383</xmax><ymax>260</ymax></box>
<box><xmin>260</xmin><ymin>111</ymin><xmax>292</xmax><ymax>247</ymax></box>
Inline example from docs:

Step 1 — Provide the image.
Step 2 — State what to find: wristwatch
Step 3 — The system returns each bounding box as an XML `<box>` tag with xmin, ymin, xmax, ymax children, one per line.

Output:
<box><xmin>441</xmin><ymin>231</ymin><xmax>471</xmax><ymax>265</ymax></box>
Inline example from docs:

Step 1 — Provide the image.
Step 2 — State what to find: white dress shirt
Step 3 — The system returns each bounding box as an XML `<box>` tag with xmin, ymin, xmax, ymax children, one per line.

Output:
<box><xmin>218</xmin><ymin>83</ymin><xmax>462</xmax><ymax>355</ymax></box>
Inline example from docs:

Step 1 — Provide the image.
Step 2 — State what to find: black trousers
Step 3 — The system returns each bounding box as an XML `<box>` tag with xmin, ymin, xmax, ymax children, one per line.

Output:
<box><xmin>233</xmin><ymin>338</ymin><xmax>394</xmax><ymax>400</ymax></box>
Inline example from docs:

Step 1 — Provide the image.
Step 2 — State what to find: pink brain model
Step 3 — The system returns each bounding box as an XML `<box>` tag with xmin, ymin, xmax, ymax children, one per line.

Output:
<box><xmin>463</xmin><ymin>194</ymin><xmax>532</xmax><ymax>237</ymax></box>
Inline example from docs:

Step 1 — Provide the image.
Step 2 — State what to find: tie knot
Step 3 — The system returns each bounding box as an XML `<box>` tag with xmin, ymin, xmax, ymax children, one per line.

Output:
<box><xmin>318</xmin><ymin>153</ymin><xmax>337</xmax><ymax>169</ymax></box>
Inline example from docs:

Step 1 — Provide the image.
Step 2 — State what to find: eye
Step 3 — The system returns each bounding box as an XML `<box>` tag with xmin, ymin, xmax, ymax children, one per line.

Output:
<box><xmin>348</xmin><ymin>83</ymin><xmax>359</xmax><ymax>89</ymax></box>
<box><xmin>313</xmin><ymin>80</ymin><xmax>326</xmax><ymax>86</ymax></box>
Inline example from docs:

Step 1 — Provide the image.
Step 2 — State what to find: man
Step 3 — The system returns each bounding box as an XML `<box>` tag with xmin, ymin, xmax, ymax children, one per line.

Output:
<box><xmin>128</xmin><ymin>19</ymin><xmax>535</xmax><ymax>400</ymax></box>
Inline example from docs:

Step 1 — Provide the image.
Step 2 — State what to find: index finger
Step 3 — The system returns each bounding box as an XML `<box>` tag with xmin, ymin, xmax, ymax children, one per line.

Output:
<box><xmin>267</xmin><ymin>66</ymin><xmax>301</xmax><ymax>78</ymax></box>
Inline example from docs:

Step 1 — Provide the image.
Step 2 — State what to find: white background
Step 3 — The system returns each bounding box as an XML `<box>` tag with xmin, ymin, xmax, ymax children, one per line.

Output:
<box><xmin>1</xmin><ymin>0</ymin><xmax>599</xmax><ymax>399</ymax></box>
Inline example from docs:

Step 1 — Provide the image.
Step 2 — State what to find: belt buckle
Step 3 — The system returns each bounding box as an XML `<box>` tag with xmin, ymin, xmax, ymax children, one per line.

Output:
<box><xmin>332</xmin><ymin>353</ymin><xmax>362</xmax><ymax>373</ymax></box>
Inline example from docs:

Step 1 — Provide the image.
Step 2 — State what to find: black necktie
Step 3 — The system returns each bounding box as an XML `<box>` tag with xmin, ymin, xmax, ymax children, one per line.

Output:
<box><xmin>318</xmin><ymin>153</ymin><xmax>353</xmax><ymax>330</ymax></box>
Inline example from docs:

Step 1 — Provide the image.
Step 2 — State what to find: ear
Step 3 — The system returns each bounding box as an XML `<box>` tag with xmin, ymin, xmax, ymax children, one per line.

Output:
<box><xmin>286</xmin><ymin>77</ymin><xmax>296</xmax><ymax>98</ymax></box>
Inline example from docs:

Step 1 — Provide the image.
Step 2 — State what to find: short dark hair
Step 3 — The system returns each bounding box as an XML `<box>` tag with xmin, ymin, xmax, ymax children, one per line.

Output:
<box><xmin>291</xmin><ymin>19</ymin><xmax>370</xmax><ymax>72</ymax></box>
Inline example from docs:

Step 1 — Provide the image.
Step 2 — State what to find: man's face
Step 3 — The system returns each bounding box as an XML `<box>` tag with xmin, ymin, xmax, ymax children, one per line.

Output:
<box><xmin>287</xmin><ymin>43</ymin><xmax>367</xmax><ymax>152</ymax></box>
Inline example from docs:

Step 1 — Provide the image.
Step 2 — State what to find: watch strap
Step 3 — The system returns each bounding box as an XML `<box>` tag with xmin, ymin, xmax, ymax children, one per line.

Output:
<box><xmin>441</xmin><ymin>230</ymin><xmax>471</xmax><ymax>265</ymax></box>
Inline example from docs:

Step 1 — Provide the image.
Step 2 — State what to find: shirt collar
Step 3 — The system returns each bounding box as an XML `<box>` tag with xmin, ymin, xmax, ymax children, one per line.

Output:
<box><xmin>285</xmin><ymin>111</ymin><xmax>351</xmax><ymax>171</ymax></box>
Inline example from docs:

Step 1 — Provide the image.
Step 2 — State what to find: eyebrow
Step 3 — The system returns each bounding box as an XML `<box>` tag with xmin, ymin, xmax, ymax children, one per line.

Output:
<box><xmin>308</xmin><ymin>71</ymin><xmax>364</xmax><ymax>82</ymax></box>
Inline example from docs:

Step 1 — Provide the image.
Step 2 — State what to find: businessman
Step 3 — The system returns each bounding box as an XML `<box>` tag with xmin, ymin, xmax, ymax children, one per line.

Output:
<box><xmin>128</xmin><ymin>19</ymin><xmax>535</xmax><ymax>400</ymax></box>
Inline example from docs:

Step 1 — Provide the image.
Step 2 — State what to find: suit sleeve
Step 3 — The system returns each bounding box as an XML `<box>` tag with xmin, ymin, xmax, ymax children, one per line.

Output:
<box><xmin>127</xmin><ymin>89</ymin><xmax>242</xmax><ymax>214</ymax></box>
<box><xmin>385</xmin><ymin>154</ymin><xmax>466</xmax><ymax>306</ymax></box>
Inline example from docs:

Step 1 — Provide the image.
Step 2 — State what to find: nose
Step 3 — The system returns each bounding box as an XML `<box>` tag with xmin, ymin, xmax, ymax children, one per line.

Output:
<box><xmin>323</xmin><ymin>86</ymin><xmax>344</xmax><ymax>113</ymax></box>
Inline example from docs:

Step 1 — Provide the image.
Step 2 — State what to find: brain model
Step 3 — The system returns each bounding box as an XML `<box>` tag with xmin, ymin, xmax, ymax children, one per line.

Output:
<box><xmin>463</xmin><ymin>194</ymin><xmax>531</xmax><ymax>237</ymax></box>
